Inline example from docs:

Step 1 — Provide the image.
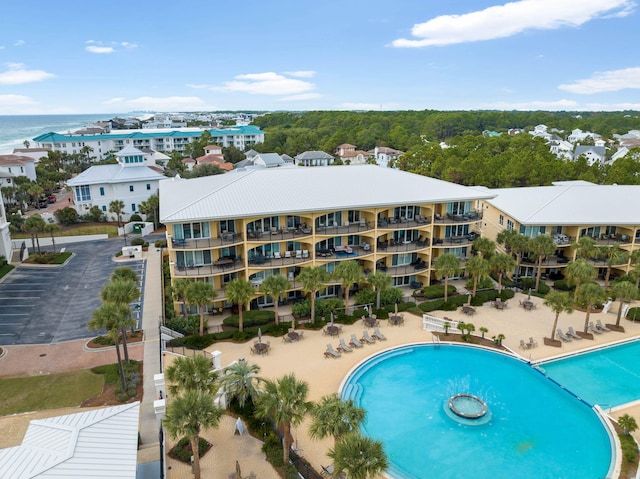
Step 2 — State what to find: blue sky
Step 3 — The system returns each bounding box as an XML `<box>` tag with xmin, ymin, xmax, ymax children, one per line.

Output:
<box><xmin>1</xmin><ymin>0</ymin><xmax>639</xmax><ymax>114</ymax></box>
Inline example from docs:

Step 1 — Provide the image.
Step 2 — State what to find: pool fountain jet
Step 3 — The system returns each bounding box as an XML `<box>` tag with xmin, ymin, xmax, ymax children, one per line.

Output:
<box><xmin>445</xmin><ymin>394</ymin><xmax>491</xmax><ymax>426</ymax></box>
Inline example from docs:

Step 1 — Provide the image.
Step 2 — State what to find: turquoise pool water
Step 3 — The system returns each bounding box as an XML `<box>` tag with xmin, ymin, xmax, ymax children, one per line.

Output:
<box><xmin>342</xmin><ymin>344</ymin><xmax>613</xmax><ymax>479</ymax></box>
<box><xmin>542</xmin><ymin>339</ymin><xmax>640</xmax><ymax>408</ymax></box>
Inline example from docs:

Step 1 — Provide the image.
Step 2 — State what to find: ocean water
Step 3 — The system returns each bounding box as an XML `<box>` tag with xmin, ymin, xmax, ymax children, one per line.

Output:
<box><xmin>0</xmin><ymin>114</ymin><xmax>118</xmax><ymax>155</ymax></box>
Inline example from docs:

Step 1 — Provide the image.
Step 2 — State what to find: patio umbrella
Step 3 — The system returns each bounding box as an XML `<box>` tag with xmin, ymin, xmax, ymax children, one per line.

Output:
<box><xmin>330</xmin><ymin>312</ymin><xmax>334</xmax><ymax>325</ymax></box>
<box><xmin>235</xmin><ymin>460</ymin><xmax>242</xmax><ymax>479</ymax></box>
<box><xmin>528</xmin><ymin>288</ymin><xmax>532</xmax><ymax>300</ymax></box>
<box><xmin>394</xmin><ymin>302</ymin><xmax>399</xmax><ymax>315</ymax></box>
<box><xmin>258</xmin><ymin>328</ymin><xmax>262</xmax><ymax>343</ymax></box>
<box><xmin>291</xmin><ymin>317</ymin><xmax>296</xmax><ymax>330</ymax></box>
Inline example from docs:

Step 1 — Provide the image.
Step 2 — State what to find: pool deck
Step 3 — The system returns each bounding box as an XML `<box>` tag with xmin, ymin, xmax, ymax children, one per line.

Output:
<box><xmin>168</xmin><ymin>290</ymin><xmax>640</xmax><ymax>479</ymax></box>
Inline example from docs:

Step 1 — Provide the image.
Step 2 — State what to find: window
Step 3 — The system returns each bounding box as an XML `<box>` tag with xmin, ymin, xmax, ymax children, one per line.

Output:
<box><xmin>174</xmin><ymin>222</ymin><xmax>211</xmax><ymax>240</ymax></box>
<box><xmin>519</xmin><ymin>225</ymin><xmax>546</xmax><ymax>238</ymax></box>
<box><xmin>99</xmin><ymin>187</ymin><xmax>105</xmax><ymax>196</ymax></box>
<box><xmin>102</xmin><ymin>206</ymin><xmax>106</xmax><ymax>212</ymax></box>
<box><xmin>75</xmin><ymin>185</ymin><xmax>91</xmax><ymax>202</ymax></box>
<box><xmin>499</xmin><ymin>215</ymin><xmax>504</xmax><ymax>226</ymax></box>
<box><xmin>507</xmin><ymin>220</ymin><xmax>514</xmax><ymax>231</ymax></box>
<box><xmin>129</xmin><ymin>185</ymin><xmax>134</xmax><ymax>192</ymax></box>
<box><xmin>131</xmin><ymin>203</ymin><xmax>136</xmax><ymax>212</ymax></box>
<box><xmin>146</xmin><ymin>183</ymin><xmax>151</xmax><ymax>190</ymax></box>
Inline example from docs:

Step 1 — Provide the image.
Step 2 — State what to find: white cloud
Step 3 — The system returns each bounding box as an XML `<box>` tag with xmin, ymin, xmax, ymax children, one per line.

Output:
<box><xmin>559</xmin><ymin>67</ymin><xmax>640</xmax><ymax>94</ymax></box>
<box><xmin>0</xmin><ymin>63</ymin><xmax>55</xmax><ymax>85</ymax></box>
<box><xmin>278</xmin><ymin>93</ymin><xmax>322</xmax><ymax>101</ymax></box>
<box><xmin>185</xmin><ymin>83</ymin><xmax>210</xmax><ymax>89</ymax></box>
<box><xmin>13</xmin><ymin>40</ymin><xmax>25</xmax><ymax>46</ymax></box>
<box><xmin>391</xmin><ymin>0</ymin><xmax>635</xmax><ymax>47</ymax></box>
<box><xmin>211</xmin><ymin>72</ymin><xmax>315</xmax><ymax>96</ymax></box>
<box><xmin>103</xmin><ymin>96</ymin><xmax>213</xmax><ymax>111</ymax></box>
<box><xmin>284</xmin><ymin>70</ymin><xmax>316</xmax><ymax>78</ymax></box>
<box><xmin>120</xmin><ymin>42</ymin><xmax>138</xmax><ymax>49</ymax></box>
<box><xmin>85</xmin><ymin>45</ymin><xmax>115</xmax><ymax>54</ymax></box>
<box><xmin>0</xmin><ymin>94</ymin><xmax>37</xmax><ymax>106</ymax></box>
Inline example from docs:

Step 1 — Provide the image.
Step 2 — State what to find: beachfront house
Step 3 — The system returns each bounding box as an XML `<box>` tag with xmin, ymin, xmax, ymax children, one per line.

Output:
<box><xmin>66</xmin><ymin>146</ymin><xmax>165</xmax><ymax>220</ymax></box>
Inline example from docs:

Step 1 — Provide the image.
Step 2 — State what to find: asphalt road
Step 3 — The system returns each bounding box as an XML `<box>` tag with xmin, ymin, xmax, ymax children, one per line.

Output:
<box><xmin>0</xmin><ymin>238</ymin><xmax>146</xmax><ymax>345</ymax></box>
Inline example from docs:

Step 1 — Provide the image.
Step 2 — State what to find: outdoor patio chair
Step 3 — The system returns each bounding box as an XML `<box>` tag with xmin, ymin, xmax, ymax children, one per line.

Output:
<box><xmin>557</xmin><ymin>328</ymin><xmax>572</xmax><ymax>342</ymax></box>
<box><xmin>528</xmin><ymin>337</ymin><xmax>538</xmax><ymax>348</ymax></box>
<box><xmin>285</xmin><ymin>251</ymin><xmax>291</xmax><ymax>259</ymax></box>
<box><xmin>338</xmin><ymin>338</ymin><xmax>353</xmax><ymax>353</ymax></box>
<box><xmin>519</xmin><ymin>339</ymin><xmax>529</xmax><ymax>350</ymax></box>
<box><xmin>596</xmin><ymin>320</ymin><xmax>611</xmax><ymax>332</ymax></box>
<box><xmin>589</xmin><ymin>322</ymin><xmax>603</xmax><ymax>335</ymax></box>
<box><xmin>349</xmin><ymin>333</ymin><xmax>364</xmax><ymax>348</ymax></box>
<box><xmin>372</xmin><ymin>326</ymin><xmax>387</xmax><ymax>341</ymax></box>
<box><xmin>567</xmin><ymin>327</ymin><xmax>582</xmax><ymax>340</ymax></box>
<box><xmin>273</xmin><ymin>252</ymin><xmax>281</xmax><ymax>259</ymax></box>
<box><xmin>361</xmin><ymin>330</ymin><xmax>376</xmax><ymax>344</ymax></box>
<box><xmin>324</xmin><ymin>343</ymin><xmax>341</xmax><ymax>358</ymax></box>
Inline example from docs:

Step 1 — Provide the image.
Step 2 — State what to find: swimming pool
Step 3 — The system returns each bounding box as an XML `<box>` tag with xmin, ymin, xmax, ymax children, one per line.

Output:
<box><xmin>541</xmin><ymin>339</ymin><xmax>640</xmax><ymax>408</ymax></box>
<box><xmin>341</xmin><ymin>344</ymin><xmax>613</xmax><ymax>479</ymax></box>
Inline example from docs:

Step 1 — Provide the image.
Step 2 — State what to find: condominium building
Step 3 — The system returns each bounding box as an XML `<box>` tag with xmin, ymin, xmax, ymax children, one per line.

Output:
<box><xmin>480</xmin><ymin>181</ymin><xmax>640</xmax><ymax>279</ymax></box>
<box><xmin>160</xmin><ymin>165</ymin><xmax>492</xmax><ymax>311</ymax></box>
<box><xmin>32</xmin><ymin>126</ymin><xmax>264</xmax><ymax>161</ymax></box>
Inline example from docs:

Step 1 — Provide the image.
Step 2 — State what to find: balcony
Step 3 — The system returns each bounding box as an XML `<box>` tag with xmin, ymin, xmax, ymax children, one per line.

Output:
<box><xmin>431</xmin><ymin>233</ymin><xmax>478</xmax><ymax>247</ymax></box>
<box><xmin>377</xmin><ymin>238</ymin><xmax>430</xmax><ymax>253</ymax></box>
<box><xmin>172</xmin><ymin>258</ymin><xmax>244</xmax><ymax>277</ymax></box>
<box><xmin>248</xmin><ymin>252</ymin><xmax>313</xmax><ymax>268</ymax></box>
<box><xmin>314</xmin><ymin>247</ymin><xmax>374</xmax><ymax>261</ymax></box>
<box><xmin>381</xmin><ymin>263</ymin><xmax>429</xmax><ymax>276</ymax></box>
<box><xmin>171</xmin><ymin>233</ymin><xmax>243</xmax><ymax>249</ymax></box>
<box><xmin>315</xmin><ymin>221</ymin><xmax>373</xmax><ymax>235</ymax></box>
<box><xmin>376</xmin><ymin>217</ymin><xmax>431</xmax><ymax>230</ymax></box>
<box><xmin>433</xmin><ymin>211</ymin><xmax>483</xmax><ymax>224</ymax></box>
<box><xmin>248</xmin><ymin>227</ymin><xmax>312</xmax><ymax>242</ymax></box>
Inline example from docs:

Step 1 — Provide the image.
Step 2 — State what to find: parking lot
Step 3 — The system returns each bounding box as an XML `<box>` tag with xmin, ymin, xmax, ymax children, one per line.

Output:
<box><xmin>0</xmin><ymin>239</ymin><xmax>145</xmax><ymax>345</ymax></box>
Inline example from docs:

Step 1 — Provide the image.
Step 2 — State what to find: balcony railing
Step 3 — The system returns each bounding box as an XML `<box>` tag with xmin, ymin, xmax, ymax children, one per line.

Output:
<box><xmin>379</xmin><ymin>263</ymin><xmax>429</xmax><ymax>276</ymax></box>
<box><xmin>173</xmin><ymin>259</ymin><xmax>244</xmax><ymax>277</ymax></box>
<box><xmin>377</xmin><ymin>239</ymin><xmax>430</xmax><ymax>253</ymax></box>
<box><xmin>247</xmin><ymin>227</ymin><xmax>312</xmax><ymax>241</ymax></box>
<box><xmin>431</xmin><ymin>234</ymin><xmax>478</xmax><ymax>247</ymax></box>
<box><xmin>433</xmin><ymin>211</ymin><xmax>483</xmax><ymax>224</ymax></box>
<box><xmin>315</xmin><ymin>221</ymin><xmax>373</xmax><ymax>235</ymax></box>
<box><xmin>171</xmin><ymin>234</ymin><xmax>243</xmax><ymax>249</ymax></box>
<box><xmin>376</xmin><ymin>217</ymin><xmax>431</xmax><ymax>230</ymax></box>
<box><xmin>247</xmin><ymin>254</ymin><xmax>313</xmax><ymax>268</ymax></box>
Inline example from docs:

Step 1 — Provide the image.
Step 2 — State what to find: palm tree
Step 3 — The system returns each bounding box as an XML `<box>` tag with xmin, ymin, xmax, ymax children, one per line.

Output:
<box><xmin>164</xmin><ymin>390</ymin><xmax>224</xmax><ymax>479</ymax></box>
<box><xmin>527</xmin><ymin>235</ymin><xmax>556</xmax><ymax>291</ymax></box>
<box><xmin>630</xmin><ymin>250</ymin><xmax>640</xmax><ymax>288</ymax></box>
<box><xmin>576</xmin><ymin>283</ymin><xmax>607</xmax><ymax>335</ymax></box>
<box><xmin>465</xmin><ymin>255</ymin><xmax>489</xmax><ymax>297</ymax></box>
<box><xmin>260</xmin><ymin>274</ymin><xmax>290</xmax><ymax>325</ymax></box>
<box><xmin>565</xmin><ymin>259</ymin><xmax>596</xmax><ymax>302</ymax></box>
<box><xmin>309</xmin><ymin>393</ymin><xmax>366</xmax><ymax>448</ymax></box>
<box><xmin>489</xmin><ymin>253</ymin><xmax>516</xmax><ymax>293</ymax></box>
<box><xmin>100</xmin><ymin>279</ymin><xmax>139</xmax><ymax>362</ymax></box>
<box><xmin>611</xmin><ymin>281</ymin><xmax>638</xmax><ymax>328</ymax></box>
<box><xmin>599</xmin><ymin>246</ymin><xmax>628</xmax><ymax>289</ymax></box>
<box><xmin>543</xmin><ymin>291</ymin><xmax>574</xmax><ymax>341</ymax></box>
<box><xmin>165</xmin><ymin>355</ymin><xmax>218</xmax><ymax>396</ymax></box>
<box><xmin>497</xmin><ymin>230</ymin><xmax>528</xmax><ymax>282</ymax></box>
<box><xmin>472</xmin><ymin>237</ymin><xmax>496</xmax><ymax>259</ymax></box>
<box><xmin>297</xmin><ymin>266</ymin><xmax>330</xmax><ymax>323</ymax></box>
<box><xmin>479</xmin><ymin>326</ymin><xmax>489</xmax><ymax>339</ymax></box>
<box><xmin>366</xmin><ymin>271</ymin><xmax>391</xmax><ymax>309</ymax></box>
<box><xmin>618</xmin><ymin>414</ymin><xmax>638</xmax><ymax>435</ymax></box>
<box><xmin>572</xmin><ymin>236</ymin><xmax>597</xmax><ymax>260</ymax></box>
<box><xmin>226</xmin><ymin>278</ymin><xmax>254</xmax><ymax>332</ymax></box>
<box><xmin>186</xmin><ymin>281</ymin><xmax>216</xmax><ymax>336</ymax></box>
<box><xmin>109</xmin><ymin>199</ymin><xmax>125</xmax><ymax>227</ymax></box>
<box><xmin>333</xmin><ymin>260</ymin><xmax>362</xmax><ymax>314</ymax></box>
<box><xmin>433</xmin><ymin>253</ymin><xmax>460</xmax><ymax>302</ymax></box>
<box><xmin>24</xmin><ymin>214</ymin><xmax>46</xmax><ymax>254</ymax></box>
<box><xmin>111</xmin><ymin>266</ymin><xmax>139</xmax><ymax>284</ymax></box>
<box><xmin>172</xmin><ymin>278</ymin><xmax>192</xmax><ymax>321</ymax></box>
<box><xmin>219</xmin><ymin>360</ymin><xmax>262</xmax><ymax>408</ymax></box>
<box><xmin>254</xmin><ymin>373</ymin><xmax>312</xmax><ymax>465</ymax></box>
<box><xmin>88</xmin><ymin>302</ymin><xmax>132</xmax><ymax>390</ymax></box>
<box><xmin>328</xmin><ymin>432</ymin><xmax>388</xmax><ymax>479</ymax></box>
<box><xmin>43</xmin><ymin>223</ymin><xmax>61</xmax><ymax>253</ymax></box>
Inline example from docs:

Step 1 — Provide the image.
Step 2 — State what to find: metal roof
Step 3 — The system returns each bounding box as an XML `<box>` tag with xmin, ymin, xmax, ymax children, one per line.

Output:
<box><xmin>486</xmin><ymin>183</ymin><xmax>640</xmax><ymax>225</ymax></box>
<box><xmin>67</xmin><ymin>165</ymin><xmax>165</xmax><ymax>186</ymax></box>
<box><xmin>160</xmin><ymin>164</ymin><xmax>495</xmax><ymax>223</ymax></box>
<box><xmin>0</xmin><ymin>402</ymin><xmax>140</xmax><ymax>478</ymax></box>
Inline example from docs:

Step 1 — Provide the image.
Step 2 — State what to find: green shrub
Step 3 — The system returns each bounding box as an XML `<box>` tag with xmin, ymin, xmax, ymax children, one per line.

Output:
<box><xmin>352</xmin><ymin>308</ymin><xmax>368</xmax><ymax>318</ymax></box>
<box><xmin>154</xmin><ymin>239</ymin><xmax>168</xmax><ymax>248</ymax></box>
<box><xmin>54</xmin><ymin>207</ymin><xmax>79</xmax><ymax>225</ymax></box>
<box><xmin>164</xmin><ymin>315</ymin><xmax>204</xmax><ymax>336</ymax></box>
<box><xmin>491</xmin><ymin>271</ymin><xmax>516</xmax><ymax>287</ymax></box>
<box><xmin>620</xmin><ymin>433</ymin><xmax>639</xmax><ymax>466</ymax></box>
<box><xmin>466</xmin><ymin>276</ymin><xmax>494</xmax><ymax>291</ymax></box>
<box><xmin>354</xmin><ymin>289</ymin><xmax>376</xmax><ymax>306</ymax></box>
<box><xmin>553</xmin><ymin>279</ymin><xmax>573</xmax><ymax>291</ymax></box>
<box><xmin>262</xmin><ymin>432</ymin><xmax>284</xmax><ymax>467</ymax></box>
<box><xmin>171</xmin><ymin>334</ymin><xmax>216</xmax><ymax>350</ymax></box>
<box><xmin>291</xmin><ymin>300</ymin><xmax>311</xmax><ymax>319</ymax></box>
<box><xmin>223</xmin><ymin>310</ymin><xmax>275</xmax><ymax>328</ymax></box>
<box><xmin>115</xmin><ymin>251</ymin><xmax>123</xmax><ymax>257</ymax></box>
<box><xmin>500</xmin><ymin>289</ymin><xmax>515</xmax><ymax>301</ymax></box>
<box><xmin>626</xmin><ymin>307</ymin><xmax>640</xmax><ymax>321</ymax></box>
<box><xmin>519</xmin><ymin>278</ymin><xmax>537</xmax><ymax>291</ymax></box>
<box><xmin>169</xmin><ymin>437</ymin><xmax>212</xmax><ymax>463</ymax></box>
<box><xmin>422</xmin><ymin>284</ymin><xmax>457</xmax><ymax>299</ymax></box>
<box><xmin>130</xmin><ymin>237</ymin><xmax>145</xmax><ymax>246</ymax></box>
<box><xmin>380</xmin><ymin>287</ymin><xmax>404</xmax><ymax>305</ymax></box>
<box><xmin>537</xmin><ymin>282</ymin><xmax>550</xmax><ymax>294</ymax></box>
<box><xmin>130</xmin><ymin>214</ymin><xmax>143</xmax><ymax>222</ymax></box>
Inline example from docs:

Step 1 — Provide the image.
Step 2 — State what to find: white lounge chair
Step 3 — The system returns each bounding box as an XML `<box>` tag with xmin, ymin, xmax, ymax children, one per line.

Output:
<box><xmin>557</xmin><ymin>328</ymin><xmax>572</xmax><ymax>342</ymax></box>
<box><xmin>589</xmin><ymin>322</ymin><xmax>603</xmax><ymax>335</ymax></box>
<box><xmin>519</xmin><ymin>339</ymin><xmax>529</xmax><ymax>350</ymax></box>
<box><xmin>349</xmin><ymin>333</ymin><xmax>364</xmax><ymax>348</ymax></box>
<box><xmin>361</xmin><ymin>330</ymin><xmax>376</xmax><ymax>344</ymax></box>
<box><xmin>372</xmin><ymin>326</ymin><xmax>387</xmax><ymax>341</ymax></box>
<box><xmin>338</xmin><ymin>338</ymin><xmax>353</xmax><ymax>353</ymax></box>
<box><xmin>324</xmin><ymin>343</ymin><xmax>341</xmax><ymax>358</ymax></box>
<box><xmin>273</xmin><ymin>251</ymin><xmax>281</xmax><ymax>259</ymax></box>
<box><xmin>596</xmin><ymin>319</ymin><xmax>611</xmax><ymax>332</ymax></box>
<box><xmin>566</xmin><ymin>327</ymin><xmax>582</xmax><ymax>340</ymax></box>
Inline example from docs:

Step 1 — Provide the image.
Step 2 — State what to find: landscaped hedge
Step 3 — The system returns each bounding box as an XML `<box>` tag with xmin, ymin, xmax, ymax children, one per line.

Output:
<box><xmin>419</xmin><ymin>284</ymin><xmax>457</xmax><ymax>299</ymax></box>
<box><xmin>130</xmin><ymin>237</ymin><xmax>145</xmax><ymax>246</ymax></box>
<box><xmin>223</xmin><ymin>310</ymin><xmax>275</xmax><ymax>328</ymax></box>
<box><xmin>626</xmin><ymin>307</ymin><xmax>640</xmax><ymax>321</ymax></box>
<box><xmin>165</xmin><ymin>315</ymin><xmax>205</xmax><ymax>336</ymax></box>
<box><xmin>417</xmin><ymin>289</ymin><xmax>513</xmax><ymax>312</ymax></box>
<box><xmin>169</xmin><ymin>437</ymin><xmax>212</xmax><ymax>463</ymax></box>
<box><xmin>553</xmin><ymin>279</ymin><xmax>574</xmax><ymax>291</ymax></box>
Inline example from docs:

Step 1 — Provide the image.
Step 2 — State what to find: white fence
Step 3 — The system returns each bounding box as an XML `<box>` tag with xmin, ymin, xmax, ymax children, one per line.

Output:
<box><xmin>422</xmin><ymin>314</ymin><xmax>461</xmax><ymax>333</ymax></box>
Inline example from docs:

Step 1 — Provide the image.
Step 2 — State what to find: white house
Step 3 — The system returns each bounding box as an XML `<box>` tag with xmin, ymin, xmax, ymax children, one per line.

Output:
<box><xmin>0</xmin><ymin>154</ymin><xmax>37</xmax><ymax>181</ymax></box>
<box><xmin>567</xmin><ymin>128</ymin><xmax>601</xmax><ymax>143</ymax></box>
<box><xmin>0</xmin><ymin>191</ymin><xmax>11</xmax><ymax>261</ymax></box>
<box><xmin>370</xmin><ymin>146</ymin><xmax>404</xmax><ymax>168</ymax></box>
<box><xmin>11</xmin><ymin>148</ymin><xmax>51</xmax><ymax>164</ymax></box>
<box><xmin>294</xmin><ymin>151</ymin><xmax>334</xmax><ymax>167</ymax></box>
<box><xmin>573</xmin><ymin>145</ymin><xmax>607</xmax><ymax>165</ymax></box>
<box><xmin>66</xmin><ymin>146</ymin><xmax>165</xmax><ymax>219</ymax></box>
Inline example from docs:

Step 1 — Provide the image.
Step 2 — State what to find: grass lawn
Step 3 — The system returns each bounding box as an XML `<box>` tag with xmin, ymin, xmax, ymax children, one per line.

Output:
<box><xmin>0</xmin><ymin>369</ymin><xmax>104</xmax><ymax>416</ymax></box>
<box><xmin>0</xmin><ymin>264</ymin><xmax>14</xmax><ymax>279</ymax></box>
<box><xmin>13</xmin><ymin>223</ymin><xmax>119</xmax><ymax>239</ymax></box>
